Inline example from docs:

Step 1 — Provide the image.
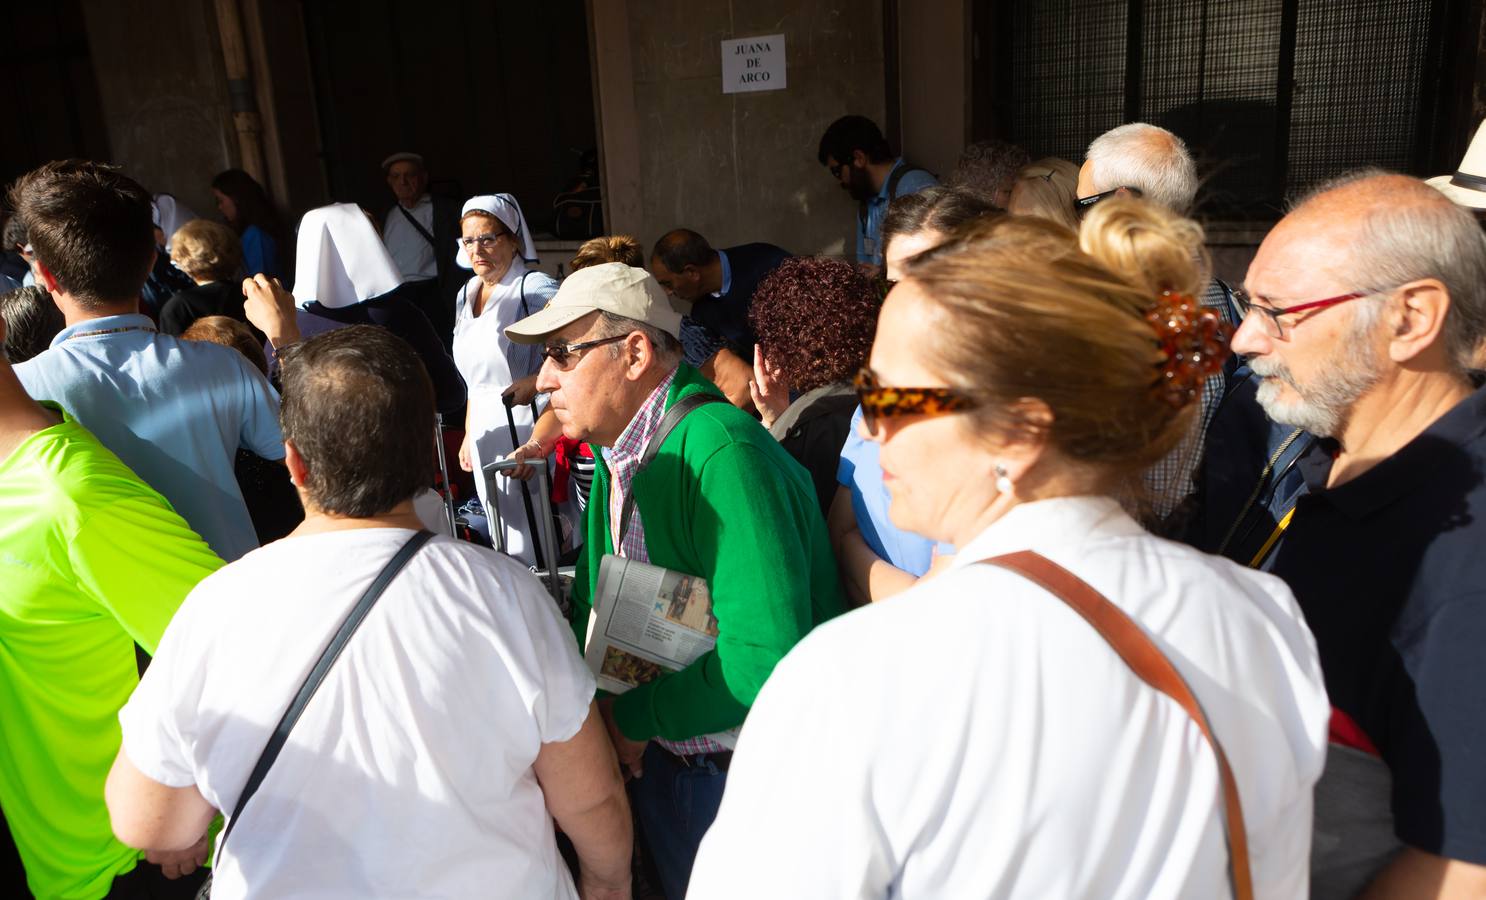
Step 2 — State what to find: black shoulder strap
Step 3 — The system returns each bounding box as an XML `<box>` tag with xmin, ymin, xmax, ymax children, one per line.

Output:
<box><xmin>397</xmin><ymin>204</ymin><xmax>438</xmax><ymax>250</ymax></box>
<box><xmin>616</xmin><ymin>392</ymin><xmax>727</xmax><ymax>548</ymax></box>
<box><xmin>518</xmin><ymin>269</ymin><xmax>536</xmax><ymax>318</ymax></box>
<box><xmin>217</xmin><ymin>529</ymin><xmax>435</xmax><ymax>853</ymax></box>
<box><xmin>858</xmin><ymin>162</ymin><xmax>932</xmax><ymax>228</ymax></box>
<box><xmin>886</xmin><ymin>163</ymin><xmax>929</xmax><ymax>201</ymax></box>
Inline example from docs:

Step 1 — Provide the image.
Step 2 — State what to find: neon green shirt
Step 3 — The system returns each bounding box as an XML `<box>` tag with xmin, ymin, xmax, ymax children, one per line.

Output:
<box><xmin>0</xmin><ymin>407</ymin><xmax>223</xmax><ymax>899</ymax></box>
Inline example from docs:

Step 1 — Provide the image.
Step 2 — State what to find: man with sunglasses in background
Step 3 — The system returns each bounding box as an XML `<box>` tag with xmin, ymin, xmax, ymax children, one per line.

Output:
<box><xmin>817</xmin><ymin>115</ymin><xmax>938</xmax><ymax>269</ymax></box>
<box><xmin>504</xmin><ymin>261</ymin><xmax>844</xmax><ymax>900</ymax></box>
<box><xmin>1076</xmin><ymin>122</ymin><xmax>1243</xmax><ymax>525</ymax></box>
<box><xmin>1221</xmin><ymin>170</ymin><xmax>1486</xmax><ymax>899</ymax></box>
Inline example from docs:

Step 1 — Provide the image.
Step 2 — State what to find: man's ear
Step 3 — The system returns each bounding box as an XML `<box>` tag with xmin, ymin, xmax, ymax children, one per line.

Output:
<box><xmin>622</xmin><ymin>331</ymin><xmax>655</xmax><ymax>381</ymax></box>
<box><xmin>284</xmin><ymin>439</ymin><xmax>310</xmax><ymax>488</ymax></box>
<box><xmin>1388</xmin><ymin>278</ymin><xmax>1452</xmax><ymax>365</ymax></box>
<box><xmin>852</xmin><ymin>148</ymin><xmax>869</xmax><ymax>169</ymax></box>
<box><xmin>37</xmin><ymin>260</ymin><xmax>61</xmax><ymax>294</ymax></box>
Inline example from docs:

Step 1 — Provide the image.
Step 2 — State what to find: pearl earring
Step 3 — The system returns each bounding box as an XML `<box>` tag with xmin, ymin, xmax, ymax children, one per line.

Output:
<box><xmin>995</xmin><ymin>463</ymin><xmax>1013</xmax><ymax>495</ymax></box>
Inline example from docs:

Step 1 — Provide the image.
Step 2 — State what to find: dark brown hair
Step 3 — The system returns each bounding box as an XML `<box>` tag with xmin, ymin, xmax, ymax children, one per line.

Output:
<box><xmin>181</xmin><ymin>315</ymin><xmax>267</xmax><ymax>375</ymax></box>
<box><xmin>945</xmin><ymin>139</ymin><xmax>1032</xmax><ymax>207</ymax></box>
<box><xmin>278</xmin><ymin>325</ymin><xmax>433</xmax><ymax>517</ymax></box>
<box><xmin>750</xmin><ymin>257</ymin><xmax>879</xmax><ymax>392</ymax></box>
<box><xmin>7</xmin><ymin>160</ymin><xmax>156</xmax><ymax>308</ymax></box>
<box><xmin>0</xmin><ymin>285</ymin><xmax>64</xmax><ymax>362</ymax></box>
<box><xmin>880</xmin><ymin>186</ymin><xmax>998</xmax><ymax>260</ymax></box>
<box><xmin>211</xmin><ymin>169</ymin><xmax>285</xmax><ymax>243</ymax></box>
<box><xmin>905</xmin><ymin>201</ymin><xmax>1205</xmax><ymax>477</ymax></box>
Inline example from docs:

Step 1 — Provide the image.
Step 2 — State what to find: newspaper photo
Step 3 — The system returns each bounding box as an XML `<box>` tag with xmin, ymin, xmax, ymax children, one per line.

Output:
<box><xmin>585</xmin><ymin>554</ymin><xmax>739</xmax><ymax>748</ymax></box>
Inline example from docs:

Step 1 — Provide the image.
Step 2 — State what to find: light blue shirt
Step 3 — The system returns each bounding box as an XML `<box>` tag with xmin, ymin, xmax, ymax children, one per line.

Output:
<box><xmin>711</xmin><ymin>249</ymin><xmax>733</xmax><ymax>298</ymax></box>
<box><xmin>836</xmin><ymin>406</ymin><xmax>951</xmax><ymax>576</ymax></box>
<box><xmin>856</xmin><ymin>158</ymin><xmax>939</xmax><ymax>266</ymax></box>
<box><xmin>15</xmin><ymin>314</ymin><xmax>284</xmax><ymax>561</ymax></box>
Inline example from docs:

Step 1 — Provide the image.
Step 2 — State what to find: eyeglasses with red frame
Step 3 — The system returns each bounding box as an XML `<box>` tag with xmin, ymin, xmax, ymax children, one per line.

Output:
<box><xmin>1233</xmin><ymin>289</ymin><xmax>1370</xmax><ymax>340</ymax></box>
<box><xmin>853</xmin><ymin>367</ymin><xmax>977</xmax><ymax>436</ymax></box>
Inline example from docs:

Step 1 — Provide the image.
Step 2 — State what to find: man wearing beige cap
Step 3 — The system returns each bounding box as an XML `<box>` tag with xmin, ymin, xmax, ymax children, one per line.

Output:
<box><xmin>506</xmin><ymin>261</ymin><xmax>844</xmax><ymax>899</ymax></box>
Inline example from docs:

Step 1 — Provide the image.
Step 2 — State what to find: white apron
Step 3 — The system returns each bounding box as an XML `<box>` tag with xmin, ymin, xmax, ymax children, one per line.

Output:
<box><xmin>451</xmin><ymin>264</ymin><xmax>555</xmax><ymax>565</ymax></box>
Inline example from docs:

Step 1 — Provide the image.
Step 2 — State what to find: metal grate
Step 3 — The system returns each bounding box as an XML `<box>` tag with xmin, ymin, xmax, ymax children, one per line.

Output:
<box><xmin>997</xmin><ymin>0</ymin><xmax>1452</xmax><ymax>220</ymax></box>
<box><xmin>1005</xmin><ymin>0</ymin><xmax>1129</xmax><ymax>163</ymax></box>
<box><xmin>1287</xmin><ymin>0</ymin><xmax>1437</xmax><ymax>195</ymax></box>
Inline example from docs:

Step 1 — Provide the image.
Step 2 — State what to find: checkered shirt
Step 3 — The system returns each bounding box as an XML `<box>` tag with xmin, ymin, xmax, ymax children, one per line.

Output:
<box><xmin>1143</xmin><ymin>278</ymin><xmax>1241</xmax><ymax>520</ymax></box>
<box><xmin>605</xmin><ymin>371</ymin><xmax>728</xmax><ymax>758</ymax></box>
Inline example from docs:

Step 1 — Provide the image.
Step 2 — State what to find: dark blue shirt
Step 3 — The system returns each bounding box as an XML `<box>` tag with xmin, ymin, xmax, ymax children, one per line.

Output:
<box><xmin>686</xmin><ymin>242</ymin><xmax>790</xmax><ymax>360</ymax></box>
<box><xmin>1267</xmin><ymin>384</ymin><xmax>1486</xmax><ymax>863</ymax></box>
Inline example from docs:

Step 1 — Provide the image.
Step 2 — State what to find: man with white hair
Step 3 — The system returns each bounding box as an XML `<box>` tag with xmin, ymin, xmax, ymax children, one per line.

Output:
<box><xmin>1077</xmin><ymin>121</ymin><xmax>1200</xmax><ymax>214</ymax></box>
<box><xmin>1077</xmin><ymin>122</ymin><xmax>1233</xmax><ymax>523</ymax></box>
<box><xmin>1233</xmin><ymin>170</ymin><xmax>1486</xmax><ymax>898</ymax></box>
<box><xmin>380</xmin><ymin>152</ymin><xmax>462</xmax><ymax>347</ymax></box>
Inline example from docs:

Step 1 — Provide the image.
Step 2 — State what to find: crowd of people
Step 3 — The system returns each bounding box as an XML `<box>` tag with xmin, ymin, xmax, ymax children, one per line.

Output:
<box><xmin>1</xmin><ymin>110</ymin><xmax>1485</xmax><ymax>900</ymax></box>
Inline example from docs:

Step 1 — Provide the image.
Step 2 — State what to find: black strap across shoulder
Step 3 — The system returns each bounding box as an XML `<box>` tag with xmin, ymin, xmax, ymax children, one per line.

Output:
<box><xmin>858</xmin><ymin>163</ymin><xmax>932</xmax><ymax>228</ymax></box>
<box><xmin>616</xmin><ymin>392</ymin><xmax>727</xmax><ymax>547</ymax></box>
<box><xmin>397</xmin><ymin>205</ymin><xmax>438</xmax><ymax>250</ymax></box>
<box><xmin>217</xmin><ymin>528</ymin><xmax>435</xmax><ymax>853</ymax></box>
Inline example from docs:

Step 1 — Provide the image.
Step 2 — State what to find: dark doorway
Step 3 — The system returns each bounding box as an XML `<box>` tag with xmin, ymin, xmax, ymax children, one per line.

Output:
<box><xmin>0</xmin><ymin>1</ymin><xmax>111</xmax><ymax>194</ymax></box>
<box><xmin>301</xmin><ymin>0</ymin><xmax>597</xmax><ymax>235</ymax></box>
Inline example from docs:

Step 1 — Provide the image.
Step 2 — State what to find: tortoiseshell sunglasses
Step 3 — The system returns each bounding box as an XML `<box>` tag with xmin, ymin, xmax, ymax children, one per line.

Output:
<box><xmin>854</xmin><ymin>367</ymin><xmax>977</xmax><ymax>436</ymax></box>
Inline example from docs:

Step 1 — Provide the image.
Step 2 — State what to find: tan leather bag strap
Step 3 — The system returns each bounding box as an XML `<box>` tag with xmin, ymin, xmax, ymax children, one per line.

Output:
<box><xmin>982</xmin><ymin>550</ymin><xmax>1254</xmax><ymax>900</ymax></box>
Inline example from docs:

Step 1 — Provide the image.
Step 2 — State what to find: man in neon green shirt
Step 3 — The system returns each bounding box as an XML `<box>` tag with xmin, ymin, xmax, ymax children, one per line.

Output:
<box><xmin>0</xmin><ymin>308</ymin><xmax>224</xmax><ymax>898</ymax></box>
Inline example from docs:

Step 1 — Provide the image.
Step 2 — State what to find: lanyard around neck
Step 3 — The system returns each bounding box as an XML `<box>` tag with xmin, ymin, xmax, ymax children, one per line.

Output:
<box><xmin>65</xmin><ymin>325</ymin><xmax>151</xmax><ymax>341</ymax></box>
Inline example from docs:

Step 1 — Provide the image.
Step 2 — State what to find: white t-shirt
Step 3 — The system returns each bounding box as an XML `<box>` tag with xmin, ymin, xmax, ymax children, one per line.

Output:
<box><xmin>120</xmin><ymin>528</ymin><xmax>594</xmax><ymax>899</ymax></box>
<box><xmin>690</xmin><ymin>496</ymin><xmax>1330</xmax><ymax>899</ymax></box>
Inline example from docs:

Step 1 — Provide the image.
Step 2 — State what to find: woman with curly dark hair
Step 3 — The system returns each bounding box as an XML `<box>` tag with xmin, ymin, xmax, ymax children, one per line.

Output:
<box><xmin>749</xmin><ymin>256</ymin><xmax>880</xmax><ymax>513</ymax></box>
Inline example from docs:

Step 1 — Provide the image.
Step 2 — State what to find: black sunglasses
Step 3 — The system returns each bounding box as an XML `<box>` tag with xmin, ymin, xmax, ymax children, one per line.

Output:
<box><xmin>540</xmin><ymin>334</ymin><xmax>626</xmax><ymax>367</ymax></box>
<box><xmin>1075</xmin><ymin>186</ymin><xmax>1143</xmax><ymax>215</ymax></box>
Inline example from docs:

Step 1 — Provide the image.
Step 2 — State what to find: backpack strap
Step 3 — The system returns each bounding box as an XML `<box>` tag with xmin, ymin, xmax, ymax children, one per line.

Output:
<box><xmin>858</xmin><ymin>162</ymin><xmax>933</xmax><ymax>229</ymax></box>
<box><xmin>615</xmin><ymin>392</ymin><xmax>727</xmax><ymax>548</ymax></box>
<box><xmin>979</xmin><ymin>550</ymin><xmax>1254</xmax><ymax>900</ymax></box>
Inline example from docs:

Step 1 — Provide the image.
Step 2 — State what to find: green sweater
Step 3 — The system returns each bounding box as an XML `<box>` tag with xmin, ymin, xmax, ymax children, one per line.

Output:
<box><xmin>575</xmin><ymin>363</ymin><xmax>845</xmax><ymax>742</ymax></box>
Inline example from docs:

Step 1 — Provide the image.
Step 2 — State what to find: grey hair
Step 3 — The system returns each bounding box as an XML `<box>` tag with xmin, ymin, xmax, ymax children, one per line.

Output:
<box><xmin>595</xmin><ymin>310</ymin><xmax>683</xmax><ymax>365</ymax></box>
<box><xmin>1295</xmin><ymin>168</ymin><xmax>1486</xmax><ymax>375</ymax></box>
<box><xmin>1084</xmin><ymin>123</ymin><xmax>1199</xmax><ymax>213</ymax></box>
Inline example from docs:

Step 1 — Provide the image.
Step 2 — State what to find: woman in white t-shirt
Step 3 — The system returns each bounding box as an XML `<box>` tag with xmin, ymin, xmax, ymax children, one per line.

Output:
<box><xmin>690</xmin><ymin>202</ymin><xmax>1330</xmax><ymax>899</ymax></box>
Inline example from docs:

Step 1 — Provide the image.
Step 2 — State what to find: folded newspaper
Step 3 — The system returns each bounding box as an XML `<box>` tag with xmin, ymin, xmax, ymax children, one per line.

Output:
<box><xmin>585</xmin><ymin>554</ymin><xmax>740</xmax><ymax>748</ymax></box>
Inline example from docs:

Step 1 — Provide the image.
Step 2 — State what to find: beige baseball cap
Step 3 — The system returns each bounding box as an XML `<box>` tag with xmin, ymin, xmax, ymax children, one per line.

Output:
<box><xmin>505</xmin><ymin>262</ymin><xmax>684</xmax><ymax>344</ymax></box>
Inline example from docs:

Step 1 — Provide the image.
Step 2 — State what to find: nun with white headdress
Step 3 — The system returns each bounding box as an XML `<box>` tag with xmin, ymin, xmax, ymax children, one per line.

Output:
<box><xmin>290</xmin><ymin>202</ymin><xmax>467</xmax><ymax>416</ymax></box>
<box><xmin>452</xmin><ymin>193</ymin><xmax>558</xmax><ymax>566</ymax></box>
<box><xmin>142</xmin><ymin>193</ymin><xmax>199</xmax><ymax>317</ymax></box>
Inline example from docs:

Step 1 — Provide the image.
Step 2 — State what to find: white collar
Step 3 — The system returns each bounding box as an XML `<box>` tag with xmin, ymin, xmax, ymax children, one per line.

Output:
<box><xmin>948</xmin><ymin>496</ymin><xmax>1142</xmax><ymax>572</ymax></box>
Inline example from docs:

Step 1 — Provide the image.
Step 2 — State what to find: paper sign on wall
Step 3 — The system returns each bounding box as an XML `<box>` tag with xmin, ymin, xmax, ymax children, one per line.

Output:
<box><xmin>721</xmin><ymin>34</ymin><xmax>786</xmax><ymax>94</ymax></box>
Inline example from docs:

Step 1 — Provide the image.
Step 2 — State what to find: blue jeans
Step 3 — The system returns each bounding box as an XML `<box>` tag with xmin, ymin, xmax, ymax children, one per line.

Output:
<box><xmin>629</xmin><ymin>743</ymin><xmax>729</xmax><ymax>900</ymax></box>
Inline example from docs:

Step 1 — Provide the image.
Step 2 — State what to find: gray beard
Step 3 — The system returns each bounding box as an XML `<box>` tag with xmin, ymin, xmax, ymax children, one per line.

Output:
<box><xmin>1250</xmin><ymin>339</ymin><xmax>1382</xmax><ymax>438</ymax></box>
